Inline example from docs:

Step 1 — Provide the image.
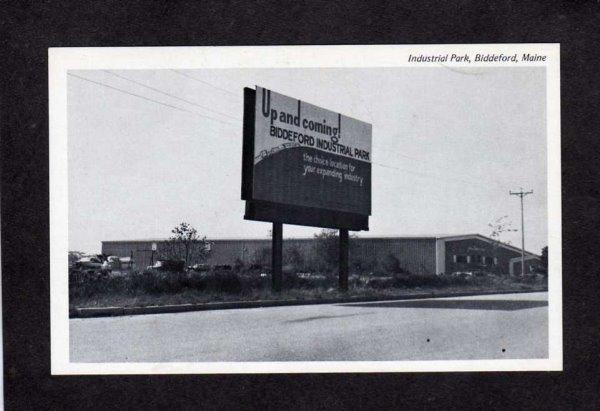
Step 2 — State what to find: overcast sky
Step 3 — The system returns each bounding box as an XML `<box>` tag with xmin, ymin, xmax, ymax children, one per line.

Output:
<box><xmin>68</xmin><ymin>66</ymin><xmax>547</xmax><ymax>254</ymax></box>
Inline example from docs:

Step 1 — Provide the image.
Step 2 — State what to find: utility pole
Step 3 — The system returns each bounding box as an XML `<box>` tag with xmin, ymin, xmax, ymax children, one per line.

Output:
<box><xmin>510</xmin><ymin>188</ymin><xmax>533</xmax><ymax>276</ymax></box>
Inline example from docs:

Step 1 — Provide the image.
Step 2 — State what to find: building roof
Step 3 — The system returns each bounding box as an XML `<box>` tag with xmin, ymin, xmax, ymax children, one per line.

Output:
<box><xmin>102</xmin><ymin>234</ymin><xmax>458</xmax><ymax>243</ymax></box>
<box><xmin>102</xmin><ymin>233</ymin><xmax>540</xmax><ymax>258</ymax></box>
<box><xmin>436</xmin><ymin>234</ymin><xmax>540</xmax><ymax>258</ymax></box>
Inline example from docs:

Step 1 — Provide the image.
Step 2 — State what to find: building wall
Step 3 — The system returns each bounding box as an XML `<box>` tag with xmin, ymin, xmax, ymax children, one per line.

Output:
<box><xmin>443</xmin><ymin>238</ymin><xmax>540</xmax><ymax>275</ymax></box>
<box><xmin>102</xmin><ymin>237</ymin><xmax>438</xmax><ymax>275</ymax></box>
<box><xmin>510</xmin><ymin>257</ymin><xmax>543</xmax><ymax>275</ymax></box>
<box><xmin>102</xmin><ymin>236</ymin><xmax>537</xmax><ymax>276</ymax></box>
<box><xmin>102</xmin><ymin>241</ymin><xmax>160</xmax><ymax>269</ymax></box>
<box><xmin>351</xmin><ymin>238</ymin><xmax>437</xmax><ymax>275</ymax></box>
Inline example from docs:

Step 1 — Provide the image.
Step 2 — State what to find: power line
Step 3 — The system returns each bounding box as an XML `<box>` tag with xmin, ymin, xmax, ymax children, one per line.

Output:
<box><xmin>69</xmin><ymin>72</ymin><xmax>199</xmax><ymax>117</ymax></box>
<box><xmin>170</xmin><ymin>69</ymin><xmax>239</xmax><ymax>98</ymax></box>
<box><xmin>71</xmin><ymin>71</ymin><xmax>509</xmax><ymax>195</ymax></box>
<box><xmin>379</xmin><ymin>151</ymin><xmax>421</xmax><ymax>162</ymax></box>
<box><xmin>68</xmin><ymin>72</ymin><xmax>237</xmax><ymax>127</ymax></box>
<box><xmin>373</xmin><ymin>161</ymin><xmax>500</xmax><ymax>191</ymax></box>
<box><xmin>101</xmin><ymin>70</ymin><xmax>511</xmax><ymax>194</ymax></box>
<box><xmin>377</xmin><ymin>148</ymin><xmax>507</xmax><ymax>190</ymax></box>
<box><xmin>104</xmin><ymin>70</ymin><xmax>242</xmax><ymax>121</ymax></box>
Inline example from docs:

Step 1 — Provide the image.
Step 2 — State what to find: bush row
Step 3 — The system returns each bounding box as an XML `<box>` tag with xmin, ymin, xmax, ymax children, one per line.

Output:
<box><xmin>70</xmin><ymin>270</ymin><xmax>252</xmax><ymax>298</ymax></box>
<box><xmin>68</xmin><ymin>269</ymin><xmax>540</xmax><ymax>299</ymax></box>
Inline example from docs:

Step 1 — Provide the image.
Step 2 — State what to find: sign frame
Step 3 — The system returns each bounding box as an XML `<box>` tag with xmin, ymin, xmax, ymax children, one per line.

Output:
<box><xmin>241</xmin><ymin>87</ymin><xmax>371</xmax><ymax>231</ymax></box>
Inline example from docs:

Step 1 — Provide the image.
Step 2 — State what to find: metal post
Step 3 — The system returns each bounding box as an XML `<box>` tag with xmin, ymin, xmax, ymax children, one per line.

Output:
<box><xmin>271</xmin><ymin>222</ymin><xmax>283</xmax><ymax>292</ymax></box>
<box><xmin>339</xmin><ymin>228</ymin><xmax>349</xmax><ymax>291</ymax></box>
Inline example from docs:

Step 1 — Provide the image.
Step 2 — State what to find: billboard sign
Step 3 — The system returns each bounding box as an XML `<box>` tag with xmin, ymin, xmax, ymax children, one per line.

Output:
<box><xmin>242</xmin><ymin>86</ymin><xmax>372</xmax><ymax>229</ymax></box>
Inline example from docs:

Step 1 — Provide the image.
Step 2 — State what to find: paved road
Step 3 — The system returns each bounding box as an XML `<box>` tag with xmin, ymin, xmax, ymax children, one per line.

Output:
<box><xmin>70</xmin><ymin>292</ymin><xmax>548</xmax><ymax>362</ymax></box>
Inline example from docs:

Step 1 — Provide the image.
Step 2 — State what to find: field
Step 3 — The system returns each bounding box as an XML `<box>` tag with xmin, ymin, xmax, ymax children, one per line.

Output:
<box><xmin>69</xmin><ymin>269</ymin><xmax>547</xmax><ymax>309</ymax></box>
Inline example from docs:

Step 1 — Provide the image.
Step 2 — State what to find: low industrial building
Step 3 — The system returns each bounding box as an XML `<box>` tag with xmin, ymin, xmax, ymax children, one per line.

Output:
<box><xmin>102</xmin><ymin>234</ymin><xmax>541</xmax><ymax>276</ymax></box>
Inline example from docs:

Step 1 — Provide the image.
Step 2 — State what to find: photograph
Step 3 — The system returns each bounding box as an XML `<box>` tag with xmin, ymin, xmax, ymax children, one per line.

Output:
<box><xmin>49</xmin><ymin>44</ymin><xmax>561</xmax><ymax>374</ymax></box>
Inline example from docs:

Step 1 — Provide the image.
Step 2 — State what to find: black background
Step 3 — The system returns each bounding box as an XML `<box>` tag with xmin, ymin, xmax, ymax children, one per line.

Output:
<box><xmin>2</xmin><ymin>1</ymin><xmax>599</xmax><ymax>409</ymax></box>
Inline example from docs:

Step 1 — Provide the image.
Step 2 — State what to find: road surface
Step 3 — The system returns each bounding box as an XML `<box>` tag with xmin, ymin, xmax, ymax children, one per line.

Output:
<box><xmin>70</xmin><ymin>292</ymin><xmax>548</xmax><ymax>362</ymax></box>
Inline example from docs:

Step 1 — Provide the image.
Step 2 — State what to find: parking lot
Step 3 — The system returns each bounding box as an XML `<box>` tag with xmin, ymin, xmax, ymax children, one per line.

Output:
<box><xmin>70</xmin><ymin>291</ymin><xmax>548</xmax><ymax>362</ymax></box>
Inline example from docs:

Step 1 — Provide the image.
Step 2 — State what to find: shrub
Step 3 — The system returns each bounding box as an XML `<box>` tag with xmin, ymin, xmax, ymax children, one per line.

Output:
<box><xmin>183</xmin><ymin>270</ymin><xmax>244</xmax><ymax>294</ymax></box>
<box><xmin>234</xmin><ymin>258</ymin><xmax>245</xmax><ymax>271</ymax></box>
<box><xmin>363</xmin><ymin>273</ymin><xmax>472</xmax><ymax>289</ymax></box>
<box><xmin>283</xmin><ymin>245</ymin><xmax>305</xmax><ymax>268</ymax></box>
<box><xmin>392</xmin><ymin>274</ymin><xmax>444</xmax><ymax>288</ymax></box>
<box><xmin>348</xmin><ymin>274</ymin><xmax>362</xmax><ymax>288</ymax></box>
<box><xmin>238</xmin><ymin>273</ymin><xmax>269</xmax><ymax>292</ymax></box>
<box><xmin>380</xmin><ymin>254</ymin><xmax>411</xmax><ymax>275</ymax></box>
<box><xmin>513</xmin><ymin>273</ymin><xmax>546</xmax><ymax>285</ymax></box>
<box><xmin>70</xmin><ymin>264</ymin><xmax>525</xmax><ymax>306</ymax></box>
<box><xmin>367</xmin><ymin>276</ymin><xmax>396</xmax><ymax>289</ymax></box>
<box><xmin>69</xmin><ymin>272</ymin><xmax>127</xmax><ymax>299</ymax></box>
<box><xmin>252</xmin><ymin>247</ymin><xmax>271</xmax><ymax>267</ymax></box>
<box><xmin>131</xmin><ymin>270</ymin><xmax>186</xmax><ymax>294</ymax></box>
<box><xmin>282</xmin><ymin>264</ymin><xmax>297</xmax><ymax>275</ymax></box>
<box><xmin>207</xmin><ymin>270</ymin><xmax>242</xmax><ymax>293</ymax></box>
<box><xmin>281</xmin><ymin>272</ymin><xmax>334</xmax><ymax>289</ymax></box>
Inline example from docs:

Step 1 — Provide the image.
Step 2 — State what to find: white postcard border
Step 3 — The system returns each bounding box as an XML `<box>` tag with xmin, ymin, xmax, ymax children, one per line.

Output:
<box><xmin>49</xmin><ymin>44</ymin><xmax>562</xmax><ymax>374</ymax></box>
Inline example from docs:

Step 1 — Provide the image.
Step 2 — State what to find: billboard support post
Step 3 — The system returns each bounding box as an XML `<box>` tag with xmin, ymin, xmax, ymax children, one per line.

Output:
<box><xmin>339</xmin><ymin>229</ymin><xmax>349</xmax><ymax>291</ymax></box>
<box><xmin>271</xmin><ymin>222</ymin><xmax>283</xmax><ymax>292</ymax></box>
<box><xmin>242</xmin><ymin>86</ymin><xmax>372</xmax><ymax>292</ymax></box>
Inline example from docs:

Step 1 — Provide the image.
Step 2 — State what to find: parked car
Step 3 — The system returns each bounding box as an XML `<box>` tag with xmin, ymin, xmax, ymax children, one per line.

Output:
<box><xmin>71</xmin><ymin>254</ymin><xmax>110</xmax><ymax>277</ymax></box>
<box><xmin>75</xmin><ymin>256</ymin><xmax>103</xmax><ymax>270</ymax></box>
<box><xmin>106</xmin><ymin>255</ymin><xmax>121</xmax><ymax>270</ymax></box>
<box><xmin>450</xmin><ymin>271</ymin><xmax>475</xmax><ymax>279</ymax></box>
<box><xmin>189</xmin><ymin>263</ymin><xmax>210</xmax><ymax>272</ymax></box>
<box><xmin>297</xmin><ymin>272</ymin><xmax>326</xmax><ymax>280</ymax></box>
<box><xmin>146</xmin><ymin>259</ymin><xmax>185</xmax><ymax>273</ymax></box>
<box><xmin>119</xmin><ymin>256</ymin><xmax>134</xmax><ymax>270</ymax></box>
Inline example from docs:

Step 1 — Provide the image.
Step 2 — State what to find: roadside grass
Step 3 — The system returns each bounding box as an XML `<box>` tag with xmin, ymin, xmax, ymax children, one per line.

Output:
<box><xmin>70</xmin><ymin>270</ymin><xmax>548</xmax><ymax>309</ymax></box>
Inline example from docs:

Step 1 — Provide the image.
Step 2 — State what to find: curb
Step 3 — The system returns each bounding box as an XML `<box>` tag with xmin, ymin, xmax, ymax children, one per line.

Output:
<box><xmin>70</xmin><ymin>288</ymin><xmax>548</xmax><ymax>318</ymax></box>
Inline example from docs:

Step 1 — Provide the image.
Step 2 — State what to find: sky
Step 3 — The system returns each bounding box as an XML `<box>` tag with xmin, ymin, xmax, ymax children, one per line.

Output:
<box><xmin>68</xmin><ymin>66</ymin><xmax>547</xmax><ymax>254</ymax></box>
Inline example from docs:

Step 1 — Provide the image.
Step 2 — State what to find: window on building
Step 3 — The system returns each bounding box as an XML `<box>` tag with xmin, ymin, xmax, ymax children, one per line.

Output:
<box><xmin>472</xmin><ymin>255</ymin><xmax>483</xmax><ymax>264</ymax></box>
<box><xmin>455</xmin><ymin>255</ymin><xmax>468</xmax><ymax>263</ymax></box>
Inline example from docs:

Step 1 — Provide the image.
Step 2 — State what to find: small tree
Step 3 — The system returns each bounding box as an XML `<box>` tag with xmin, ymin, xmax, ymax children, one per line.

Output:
<box><xmin>381</xmin><ymin>253</ymin><xmax>408</xmax><ymax>275</ymax></box>
<box><xmin>233</xmin><ymin>257</ymin><xmax>245</xmax><ymax>272</ymax></box>
<box><xmin>252</xmin><ymin>247</ymin><xmax>271</xmax><ymax>268</ymax></box>
<box><xmin>313</xmin><ymin>229</ymin><xmax>341</xmax><ymax>271</ymax></box>
<box><xmin>313</xmin><ymin>229</ymin><xmax>358</xmax><ymax>272</ymax></box>
<box><xmin>488</xmin><ymin>215</ymin><xmax>517</xmax><ymax>274</ymax></box>
<box><xmin>540</xmin><ymin>246</ymin><xmax>548</xmax><ymax>275</ymax></box>
<box><xmin>283</xmin><ymin>244</ymin><xmax>305</xmax><ymax>270</ymax></box>
<box><xmin>163</xmin><ymin>222</ymin><xmax>211</xmax><ymax>267</ymax></box>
